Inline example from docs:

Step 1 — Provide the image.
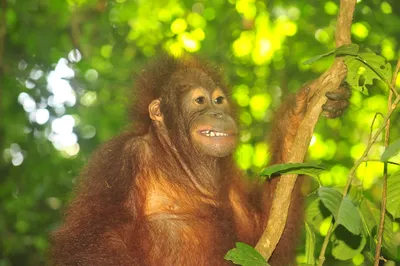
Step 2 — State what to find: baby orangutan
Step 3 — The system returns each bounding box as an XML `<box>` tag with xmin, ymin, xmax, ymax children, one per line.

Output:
<box><xmin>51</xmin><ymin>56</ymin><xmax>349</xmax><ymax>266</ymax></box>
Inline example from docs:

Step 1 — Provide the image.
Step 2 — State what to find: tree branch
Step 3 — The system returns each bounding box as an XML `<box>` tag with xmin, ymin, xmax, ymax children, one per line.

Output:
<box><xmin>255</xmin><ymin>0</ymin><xmax>357</xmax><ymax>261</ymax></box>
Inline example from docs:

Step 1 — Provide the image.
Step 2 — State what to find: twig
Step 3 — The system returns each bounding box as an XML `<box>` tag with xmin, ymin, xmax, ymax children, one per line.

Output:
<box><xmin>255</xmin><ymin>0</ymin><xmax>357</xmax><ymax>261</ymax></box>
<box><xmin>374</xmin><ymin>58</ymin><xmax>400</xmax><ymax>266</ymax></box>
<box><xmin>368</xmin><ymin>112</ymin><xmax>384</xmax><ymax>145</ymax></box>
<box><xmin>387</xmin><ymin>82</ymin><xmax>400</xmax><ymax>99</ymax></box>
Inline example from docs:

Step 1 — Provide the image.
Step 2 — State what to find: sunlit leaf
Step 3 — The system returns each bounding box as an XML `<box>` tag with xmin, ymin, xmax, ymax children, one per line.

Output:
<box><xmin>381</xmin><ymin>139</ymin><xmax>400</xmax><ymax>161</ymax></box>
<box><xmin>260</xmin><ymin>163</ymin><xmax>325</xmax><ymax>180</ymax></box>
<box><xmin>304</xmin><ymin>222</ymin><xmax>316</xmax><ymax>265</ymax></box>
<box><xmin>344</xmin><ymin>52</ymin><xmax>392</xmax><ymax>95</ymax></box>
<box><xmin>318</xmin><ymin>187</ymin><xmax>362</xmax><ymax>235</ymax></box>
<box><xmin>224</xmin><ymin>242</ymin><xmax>269</xmax><ymax>266</ymax></box>
<box><xmin>387</xmin><ymin>170</ymin><xmax>400</xmax><ymax>219</ymax></box>
<box><xmin>358</xmin><ymin>52</ymin><xmax>392</xmax><ymax>82</ymax></box>
<box><xmin>334</xmin><ymin>44</ymin><xmax>359</xmax><ymax>56</ymax></box>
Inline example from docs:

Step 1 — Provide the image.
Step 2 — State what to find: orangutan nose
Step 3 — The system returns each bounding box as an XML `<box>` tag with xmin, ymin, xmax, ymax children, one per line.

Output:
<box><xmin>211</xmin><ymin>111</ymin><xmax>223</xmax><ymax>118</ymax></box>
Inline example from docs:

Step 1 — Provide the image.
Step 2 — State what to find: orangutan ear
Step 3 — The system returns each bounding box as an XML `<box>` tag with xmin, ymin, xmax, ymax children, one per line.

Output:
<box><xmin>149</xmin><ymin>99</ymin><xmax>163</xmax><ymax>122</ymax></box>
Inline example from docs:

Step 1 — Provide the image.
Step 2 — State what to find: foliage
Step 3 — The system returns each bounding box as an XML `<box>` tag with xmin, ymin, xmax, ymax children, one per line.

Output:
<box><xmin>344</xmin><ymin>51</ymin><xmax>392</xmax><ymax>95</ymax></box>
<box><xmin>381</xmin><ymin>139</ymin><xmax>400</xmax><ymax>162</ymax></box>
<box><xmin>260</xmin><ymin>162</ymin><xmax>325</xmax><ymax>180</ymax></box>
<box><xmin>387</xmin><ymin>170</ymin><xmax>400</xmax><ymax>219</ymax></box>
<box><xmin>225</xmin><ymin>243</ymin><xmax>269</xmax><ymax>266</ymax></box>
<box><xmin>1</xmin><ymin>0</ymin><xmax>400</xmax><ymax>266</ymax></box>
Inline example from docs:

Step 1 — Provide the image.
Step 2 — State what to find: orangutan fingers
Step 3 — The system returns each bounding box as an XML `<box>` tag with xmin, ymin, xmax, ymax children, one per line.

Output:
<box><xmin>325</xmin><ymin>86</ymin><xmax>351</xmax><ymax>101</ymax></box>
<box><xmin>322</xmin><ymin>109</ymin><xmax>343</xmax><ymax>118</ymax></box>
<box><xmin>322</xmin><ymin>99</ymin><xmax>349</xmax><ymax>111</ymax></box>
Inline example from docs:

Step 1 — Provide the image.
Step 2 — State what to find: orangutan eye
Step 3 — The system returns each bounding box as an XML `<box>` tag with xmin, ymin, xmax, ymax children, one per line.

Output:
<box><xmin>195</xmin><ymin>96</ymin><xmax>206</xmax><ymax>104</ymax></box>
<box><xmin>214</xmin><ymin>96</ymin><xmax>225</xmax><ymax>104</ymax></box>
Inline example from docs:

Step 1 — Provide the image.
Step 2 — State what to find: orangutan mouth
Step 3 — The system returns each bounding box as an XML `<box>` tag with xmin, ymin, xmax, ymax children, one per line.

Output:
<box><xmin>199</xmin><ymin>130</ymin><xmax>230</xmax><ymax>137</ymax></box>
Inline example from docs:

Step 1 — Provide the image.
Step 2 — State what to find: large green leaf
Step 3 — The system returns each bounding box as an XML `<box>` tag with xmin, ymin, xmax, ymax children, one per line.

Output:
<box><xmin>318</xmin><ymin>187</ymin><xmax>362</xmax><ymax>235</ymax></box>
<box><xmin>381</xmin><ymin>139</ymin><xmax>400</xmax><ymax>162</ymax></box>
<box><xmin>387</xmin><ymin>170</ymin><xmax>400</xmax><ymax>219</ymax></box>
<box><xmin>260</xmin><ymin>163</ymin><xmax>325</xmax><ymax>180</ymax></box>
<box><xmin>331</xmin><ymin>226</ymin><xmax>367</xmax><ymax>261</ymax></box>
<box><xmin>224</xmin><ymin>242</ymin><xmax>269</xmax><ymax>266</ymax></box>
<box><xmin>359</xmin><ymin>200</ymin><xmax>397</xmax><ymax>258</ymax></box>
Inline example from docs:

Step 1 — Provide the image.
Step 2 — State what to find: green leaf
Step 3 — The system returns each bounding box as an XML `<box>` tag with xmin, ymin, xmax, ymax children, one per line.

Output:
<box><xmin>318</xmin><ymin>187</ymin><xmax>362</xmax><ymax>235</ymax></box>
<box><xmin>387</xmin><ymin>170</ymin><xmax>400</xmax><ymax>219</ymax></box>
<box><xmin>304</xmin><ymin>222</ymin><xmax>316</xmax><ymax>265</ymax></box>
<box><xmin>359</xmin><ymin>200</ymin><xmax>397</xmax><ymax>258</ymax></box>
<box><xmin>302</xmin><ymin>44</ymin><xmax>359</xmax><ymax>65</ymax></box>
<box><xmin>303</xmin><ymin>51</ymin><xmax>335</xmax><ymax>65</ymax></box>
<box><xmin>358</xmin><ymin>52</ymin><xmax>392</xmax><ymax>82</ymax></box>
<box><xmin>344</xmin><ymin>52</ymin><xmax>392</xmax><ymax>95</ymax></box>
<box><xmin>224</xmin><ymin>242</ymin><xmax>269</xmax><ymax>266</ymax></box>
<box><xmin>381</xmin><ymin>139</ymin><xmax>400</xmax><ymax>161</ymax></box>
<box><xmin>331</xmin><ymin>227</ymin><xmax>367</xmax><ymax>261</ymax></box>
<box><xmin>260</xmin><ymin>163</ymin><xmax>325</xmax><ymax>180</ymax></box>
<box><xmin>359</xmin><ymin>204</ymin><xmax>377</xmax><ymax>254</ymax></box>
<box><xmin>337</xmin><ymin>197</ymin><xmax>362</xmax><ymax>235</ymax></box>
<box><xmin>306</xmin><ymin>199</ymin><xmax>326</xmax><ymax>226</ymax></box>
<box><xmin>334</xmin><ymin>44</ymin><xmax>359</xmax><ymax>56</ymax></box>
<box><xmin>318</xmin><ymin>187</ymin><xmax>342</xmax><ymax>218</ymax></box>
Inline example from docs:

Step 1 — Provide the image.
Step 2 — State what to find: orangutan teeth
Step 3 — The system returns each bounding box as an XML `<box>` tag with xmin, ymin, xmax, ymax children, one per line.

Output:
<box><xmin>200</xmin><ymin>130</ymin><xmax>229</xmax><ymax>137</ymax></box>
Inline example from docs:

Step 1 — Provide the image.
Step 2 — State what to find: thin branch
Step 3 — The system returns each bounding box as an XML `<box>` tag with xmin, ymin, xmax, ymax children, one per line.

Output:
<box><xmin>374</xmin><ymin>58</ymin><xmax>400</xmax><ymax>266</ymax></box>
<box><xmin>368</xmin><ymin>112</ymin><xmax>384</xmax><ymax>145</ymax></box>
<box><xmin>387</xmin><ymin>81</ymin><xmax>400</xmax><ymax>99</ymax></box>
<box><xmin>255</xmin><ymin>0</ymin><xmax>357</xmax><ymax>261</ymax></box>
<box><xmin>385</xmin><ymin>59</ymin><xmax>400</xmax><ymax>98</ymax></box>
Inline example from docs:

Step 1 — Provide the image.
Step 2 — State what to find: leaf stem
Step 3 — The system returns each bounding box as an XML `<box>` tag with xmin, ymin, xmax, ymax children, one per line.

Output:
<box><xmin>318</xmin><ymin>222</ymin><xmax>337</xmax><ymax>266</ymax></box>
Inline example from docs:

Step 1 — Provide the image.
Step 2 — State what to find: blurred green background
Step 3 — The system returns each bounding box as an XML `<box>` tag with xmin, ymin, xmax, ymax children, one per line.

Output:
<box><xmin>0</xmin><ymin>0</ymin><xmax>399</xmax><ymax>265</ymax></box>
